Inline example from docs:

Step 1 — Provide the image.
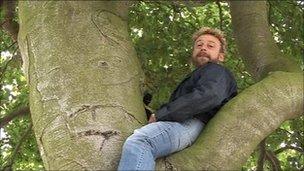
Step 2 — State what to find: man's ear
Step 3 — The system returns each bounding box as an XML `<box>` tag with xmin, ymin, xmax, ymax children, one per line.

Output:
<box><xmin>218</xmin><ymin>53</ymin><xmax>225</xmax><ymax>62</ymax></box>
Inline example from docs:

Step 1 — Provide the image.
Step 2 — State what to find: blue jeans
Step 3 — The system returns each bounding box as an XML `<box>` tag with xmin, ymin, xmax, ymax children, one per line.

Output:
<box><xmin>118</xmin><ymin>118</ymin><xmax>204</xmax><ymax>170</ymax></box>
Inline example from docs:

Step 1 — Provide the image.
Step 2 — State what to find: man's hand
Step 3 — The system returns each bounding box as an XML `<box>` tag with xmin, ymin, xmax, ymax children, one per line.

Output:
<box><xmin>148</xmin><ymin>114</ymin><xmax>157</xmax><ymax>123</ymax></box>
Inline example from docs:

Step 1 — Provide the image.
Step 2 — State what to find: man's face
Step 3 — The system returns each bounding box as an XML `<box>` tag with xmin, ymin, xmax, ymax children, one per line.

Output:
<box><xmin>191</xmin><ymin>34</ymin><xmax>224</xmax><ymax>67</ymax></box>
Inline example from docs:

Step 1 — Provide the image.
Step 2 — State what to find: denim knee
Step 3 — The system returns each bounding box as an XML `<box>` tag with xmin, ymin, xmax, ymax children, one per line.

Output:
<box><xmin>125</xmin><ymin>133</ymin><xmax>146</xmax><ymax>147</ymax></box>
<box><xmin>123</xmin><ymin>131</ymin><xmax>156</xmax><ymax>157</ymax></box>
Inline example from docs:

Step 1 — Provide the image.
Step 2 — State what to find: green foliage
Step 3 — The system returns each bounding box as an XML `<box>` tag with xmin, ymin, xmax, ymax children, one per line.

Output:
<box><xmin>0</xmin><ymin>40</ymin><xmax>42</xmax><ymax>169</ymax></box>
<box><xmin>0</xmin><ymin>1</ymin><xmax>303</xmax><ymax>170</ymax></box>
<box><xmin>128</xmin><ymin>1</ymin><xmax>303</xmax><ymax>170</ymax></box>
<box><xmin>267</xmin><ymin>117</ymin><xmax>304</xmax><ymax>170</ymax></box>
<box><xmin>268</xmin><ymin>0</ymin><xmax>304</xmax><ymax>69</ymax></box>
<box><xmin>128</xmin><ymin>1</ymin><xmax>253</xmax><ymax>110</ymax></box>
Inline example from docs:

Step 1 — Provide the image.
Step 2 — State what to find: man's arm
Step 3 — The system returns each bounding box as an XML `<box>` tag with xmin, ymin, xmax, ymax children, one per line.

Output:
<box><xmin>155</xmin><ymin>64</ymin><xmax>234</xmax><ymax>122</ymax></box>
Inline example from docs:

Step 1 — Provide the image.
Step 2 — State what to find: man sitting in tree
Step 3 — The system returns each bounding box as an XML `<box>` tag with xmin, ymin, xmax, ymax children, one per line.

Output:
<box><xmin>118</xmin><ymin>27</ymin><xmax>238</xmax><ymax>170</ymax></box>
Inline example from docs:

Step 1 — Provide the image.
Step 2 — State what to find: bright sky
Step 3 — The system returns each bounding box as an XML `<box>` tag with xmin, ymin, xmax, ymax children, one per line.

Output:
<box><xmin>0</xmin><ymin>128</ymin><xmax>6</xmax><ymax>139</ymax></box>
<box><xmin>1</xmin><ymin>50</ymin><xmax>12</xmax><ymax>60</ymax></box>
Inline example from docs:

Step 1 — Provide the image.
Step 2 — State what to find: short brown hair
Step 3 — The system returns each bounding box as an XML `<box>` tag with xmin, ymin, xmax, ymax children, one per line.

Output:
<box><xmin>192</xmin><ymin>27</ymin><xmax>227</xmax><ymax>54</ymax></box>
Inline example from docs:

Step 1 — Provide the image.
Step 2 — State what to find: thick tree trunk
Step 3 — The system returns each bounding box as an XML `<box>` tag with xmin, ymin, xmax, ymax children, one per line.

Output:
<box><xmin>17</xmin><ymin>1</ymin><xmax>303</xmax><ymax>170</ymax></box>
<box><xmin>18</xmin><ymin>1</ymin><xmax>145</xmax><ymax>170</ymax></box>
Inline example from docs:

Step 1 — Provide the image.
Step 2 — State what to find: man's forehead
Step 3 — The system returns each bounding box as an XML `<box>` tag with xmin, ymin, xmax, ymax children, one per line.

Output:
<box><xmin>195</xmin><ymin>34</ymin><xmax>220</xmax><ymax>44</ymax></box>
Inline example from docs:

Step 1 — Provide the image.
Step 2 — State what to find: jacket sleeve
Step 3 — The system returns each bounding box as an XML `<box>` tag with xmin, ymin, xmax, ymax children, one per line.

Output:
<box><xmin>155</xmin><ymin>64</ymin><xmax>231</xmax><ymax>122</ymax></box>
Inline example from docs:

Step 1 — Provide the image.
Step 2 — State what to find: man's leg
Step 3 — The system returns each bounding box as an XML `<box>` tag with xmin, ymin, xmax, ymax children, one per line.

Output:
<box><xmin>118</xmin><ymin>118</ymin><xmax>204</xmax><ymax>170</ymax></box>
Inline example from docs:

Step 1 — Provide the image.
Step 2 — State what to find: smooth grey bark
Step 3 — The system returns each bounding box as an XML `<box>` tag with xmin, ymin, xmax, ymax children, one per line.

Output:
<box><xmin>230</xmin><ymin>1</ymin><xmax>301</xmax><ymax>80</ymax></box>
<box><xmin>18</xmin><ymin>1</ymin><xmax>145</xmax><ymax>170</ymax></box>
<box><xmin>17</xmin><ymin>1</ymin><xmax>303</xmax><ymax>170</ymax></box>
<box><xmin>159</xmin><ymin>71</ymin><xmax>303</xmax><ymax>170</ymax></box>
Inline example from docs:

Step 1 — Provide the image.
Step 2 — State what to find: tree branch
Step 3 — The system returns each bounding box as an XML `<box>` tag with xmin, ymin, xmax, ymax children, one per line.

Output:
<box><xmin>0</xmin><ymin>57</ymin><xmax>14</xmax><ymax>83</ymax></box>
<box><xmin>157</xmin><ymin>71</ymin><xmax>303</xmax><ymax>170</ymax></box>
<box><xmin>0</xmin><ymin>106</ymin><xmax>30</xmax><ymax>128</ymax></box>
<box><xmin>274</xmin><ymin>145</ymin><xmax>304</xmax><ymax>155</ymax></box>
<box><xmin>265</xmin><ymin>150</ymin><xmax>281</xmax><ymax>171</ymax></box>
<box><xmin>257</xmin><ymin>139</ymin><xmax>266</xmax><ymax>171</ymax></box>
<box><xmin>277</xmin><ymin>127</ymin><xmax>293</xmax><ymax>135</ymax></box>
<box><xmin>5</xmin><ymin>41</ymin><xmax>17</xmax><ymax>50</ymax></box>
<box><xmin>267</xmin><ymin>1</ymin><xmax>271</xmax><ymax>26</ymax></box>
<box><xmin>0</xmin><ymin>0</ymin><xmax>3</xmax><ymax>9</ymax></box>
<box><xmin>1</xmin><ymin>0</ymin><xmax>19</xmax><ymax>42</ymax></box>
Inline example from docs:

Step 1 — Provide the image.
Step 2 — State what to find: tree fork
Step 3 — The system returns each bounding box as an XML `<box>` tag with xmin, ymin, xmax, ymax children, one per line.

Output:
<box><xmin>17</xmin><ymin>1</ymin><xmax>304</xmax><ymax>170</ymax></box>
<box><xmin>230</xmin><ymin>1</ymin><xmax>301</xmax><ymax>80</ymax></box>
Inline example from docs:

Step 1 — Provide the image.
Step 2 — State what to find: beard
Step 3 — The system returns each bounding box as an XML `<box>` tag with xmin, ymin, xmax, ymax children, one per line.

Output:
<box><xmin>197</xmin><ymin>51</ymin><xmax>211</xmax><ymax>60</ymax></box>
<box><xmin>192</xmin><ymin>51</ymin><xmax>212</xmax><ymax>67</ymax></box>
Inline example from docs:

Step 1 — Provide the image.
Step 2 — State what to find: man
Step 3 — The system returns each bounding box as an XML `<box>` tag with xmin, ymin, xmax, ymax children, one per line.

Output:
<box><xmin>118</xmin><ymin>27</ymin><xmax>238</xmax><ymax>170</ymax></box>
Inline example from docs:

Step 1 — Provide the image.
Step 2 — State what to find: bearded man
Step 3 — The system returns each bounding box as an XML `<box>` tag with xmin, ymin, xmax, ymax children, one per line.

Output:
<box><xmin>118</xmin><ymin>27</ymin><xmax>238</xmax><ymax>170</ymax></box>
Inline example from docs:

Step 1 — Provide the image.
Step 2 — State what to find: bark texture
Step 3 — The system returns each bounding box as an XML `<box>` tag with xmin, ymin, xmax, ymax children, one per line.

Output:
<box><xmin>157</xmin><ymin>71</ymin><xmax>303</xmax><ymax>170</ymax></box>
<box><xmin>230</xmin><ymin>1</ymin><xmax>301</xmax><ymax>80</ymax></box>
<box><xmin>17</xmin><ymin>1</ymin><xmax>303</xmax><ymax>170</ymax></box>
<box><xmin>18</xmin><ymin>1</ymin><xmax>145</xmax><ymax>170</ymax></box>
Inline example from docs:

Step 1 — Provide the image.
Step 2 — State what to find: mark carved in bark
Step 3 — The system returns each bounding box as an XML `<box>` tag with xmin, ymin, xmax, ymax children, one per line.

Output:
<box><xmin>46</xmin><ymin>66</ymin><xmax>61</xmax><ymax>74</ymax></box>
<box><xmin>98</xmin><ymin>61</ymin><xmax>109</xmax><ymax>68</ymax></box>
<box><xmin>69</xmin><ymin>105</ymin><xmax>101</xmax><ymax>121</ymax></box>
<box><xmin>90</xmin><ymin>10</ymin><xmax>119</xmax><ymax>46</ymax></box>
<box><xmin>77</xmin><ymin>129</ymin><xmax>118</xmax><ymax>137</ymax></box>
<box><xmin>77</xmin><ymin>129</ymin><xmax>119</xmax><ymax>151</ymax></box>
<box><xmin>91</xmin><ymin>9</ymin><xmax>129</xmax><ymax>54</ymax></box>
<box><xmin>123</xmin><ymin>110</ymin><xmax>144</xmax><ymax>126</ymax></box>
<box><xmin>58</xmin><ymin>160</ymin><xmax>87</xmax><ymax>170</ymax></box>
<box><xmin>68</xmin><ymin>104</ymin><xmax>143</xmax><ymax>125</ymax></box>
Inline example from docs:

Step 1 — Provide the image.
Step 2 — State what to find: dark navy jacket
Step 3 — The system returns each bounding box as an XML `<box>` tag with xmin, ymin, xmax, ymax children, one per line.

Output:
<box><xmin>155</xmin><ymin>62</ymin><xmax>238</xmax><ymax>124</ymax></box>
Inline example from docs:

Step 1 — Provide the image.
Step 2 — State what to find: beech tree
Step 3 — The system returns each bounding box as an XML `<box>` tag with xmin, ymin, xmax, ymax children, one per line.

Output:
<box><xmin>1</xmin><ymin>1</ymin><xmax>303</xmax><ymax>170</ymax></box>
